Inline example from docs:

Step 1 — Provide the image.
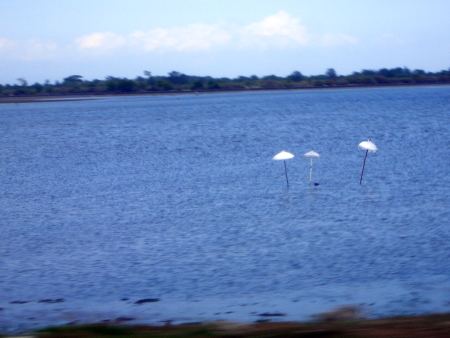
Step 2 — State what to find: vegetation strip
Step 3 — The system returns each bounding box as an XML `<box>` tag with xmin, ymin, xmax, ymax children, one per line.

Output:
<box><xmin>1</xmin><ymin>67</ymin><xmax>449</xmax><ymax>99</ymax></box>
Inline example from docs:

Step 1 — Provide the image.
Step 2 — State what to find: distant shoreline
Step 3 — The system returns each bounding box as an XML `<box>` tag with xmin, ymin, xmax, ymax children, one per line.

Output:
<box><xmin>1</xmin><ymin>82</ymin><xmax>449</xmax><ymax>104</ymax></box>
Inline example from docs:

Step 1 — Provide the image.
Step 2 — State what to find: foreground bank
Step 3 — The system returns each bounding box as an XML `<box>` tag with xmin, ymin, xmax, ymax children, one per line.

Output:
<box><xmin>5</xmin><ymin>312</ymin><xmax>450</xmax><ymax>337</ymax></box>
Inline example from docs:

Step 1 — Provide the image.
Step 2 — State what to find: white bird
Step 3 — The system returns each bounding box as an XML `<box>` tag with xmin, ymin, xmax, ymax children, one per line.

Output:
<box><xmin>303</xmin><ymin>150</ymin><xmax>320</xmax><ymax>184</ymax></box>
<box><xmin>358</xmin><ymin>138</ymin><xmax>377</xmax><ymax>184</ymax></box>
<box><xmin>273</xmin><ymin>150</ymin><xmax>295</xmax><ymax>188</ymax></box>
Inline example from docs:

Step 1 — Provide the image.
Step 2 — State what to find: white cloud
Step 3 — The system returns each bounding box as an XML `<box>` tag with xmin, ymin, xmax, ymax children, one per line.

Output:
<box><xmin>0</xmin><ymin>37</ymin><xmax>14</xmax><ymax>50</ymax></box>
<box><xmin>0</xmin><ymin>37</ymin><xmax>58</xmax><ymax>60</ymax></box>
<box><xmin>130</xmin><ymin>24</ymin><xmax>231</xmax><ymax>52</ymax></box>
<box><xmin>76</xmin><ymin>32</ymin><xmax>126</xmax><ymax>50</ymax></box>
<box><xmin>319</xmin><ymin>33</ymin><xmax>358</xmax><ymax>47</ymax></box>
<box><xmin>376</xmin><ymin>33</ymin><xmax>407</xmax><ymax>46</ymax></box>
<box><xmin>241</xmin><ymin>11</ymin><xmax>310</xmax><ymax>47</ymax></box>
<box><xmin>21</xmin><ymin>40</ymin><xmax>58</xmax><ymax>60</ymax></box>
<box><xmin>74</xmin><ymin>25</ymin><xmax>231</xmax><ymax>53</ymax></box>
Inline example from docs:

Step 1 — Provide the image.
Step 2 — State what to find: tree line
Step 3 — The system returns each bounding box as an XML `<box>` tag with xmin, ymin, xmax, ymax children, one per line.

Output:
<box><xmin>1</xmin><ymin>67</ymin><xmax>450</xmax><ymax>97</ymax></box>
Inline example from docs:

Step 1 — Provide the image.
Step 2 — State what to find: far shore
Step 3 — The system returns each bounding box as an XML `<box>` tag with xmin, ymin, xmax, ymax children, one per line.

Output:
<box><xmin>1</xmin><ymin>82</ymin><xmax>449</xmax><ymax>104</ymax></box>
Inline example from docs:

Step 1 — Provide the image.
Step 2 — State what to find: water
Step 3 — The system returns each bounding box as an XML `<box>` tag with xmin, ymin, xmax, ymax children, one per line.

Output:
<box><xmin>1</xmin><ymin>86</ymin><xmax>449</xmax><ymax>331</ymax></box>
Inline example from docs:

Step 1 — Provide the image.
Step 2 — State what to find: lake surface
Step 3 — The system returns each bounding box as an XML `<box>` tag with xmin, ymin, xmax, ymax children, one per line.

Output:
<box><xmin>1</xmin><ymin>86</ymin><xmax>449</xmax><ymax>332</ymax></box>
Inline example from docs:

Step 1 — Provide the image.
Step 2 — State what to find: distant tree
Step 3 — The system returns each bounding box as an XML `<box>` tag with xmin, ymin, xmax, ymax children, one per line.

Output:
<box><xmin>378</xmin><ymin>68</ymin><xmax>390</xmax><ymax>77</ymax></box>
<box><xmin>31</xmin><ymin>82</ymin><xmax>43</xmax><ymax>93</ymax></box>
<box><xmin>401</xmin><ymin>67</ymin><xmax>411</xmax><ymax>76</ymax></box>
<box><xmin>287</xmin><ymin>71</ymin><xmax>304</xmax><ymax>82</ymax></box>
<box><xmin>156</xmin><ymin>80</ymin><xmax>174</xmax><ymax>91</ymax></box>
<box><xmin>262</xmin><ymin>75</ymin><xmax>281</xmax><ymax>80</ymax></box>
<box><xmin>17</xmin><ymin>78</ymin><xmax>28</xmax><ymax>86</ymax></box>
<box><xmin>42</xmin><ymin>80</ymin><xmax>53</xmax><ymax>93</ymax></box>
<box><xmin>134</xmin><ymin>76</ymin><xmax>148</xmax><ymax>90</ymax></box>
<box><xmin>168</xmin><ymin>71</ymin><xmax>189</xmax><ymax>85</ymax></box>
<box><xmin>105</xmin><ymin>76</ymin><xmax>118</xmax><ymax>91</ymax></box>
<box><xmin>191</xmin><ymin>80</ymin><xmax>204</xmax><ymax>90</ymax></box>
<box><xmin>412</xmin><ymin>69</ymin><xmax>426</xmax><ymax>76</ymax></box>
<box><xmin>14</xmin><ymin>88</ymin><xmax>27</xmax><ymax>95</ymax></box>
<box><xmin>361</xmin><ymin>69</ymin><xmax>376</xmax><ymax>76</ymax></box>
<box><xmin>207</xmin><ymin>81</ymin><xmax>220</xmax><ymax>90</ymax></box>
<box><xmin>390</xmin><ymin>67</ymin><xmax>405</xmax><ymax>77</ymax></box>
<box><xmin>87</xmin><ymin>79</ymin><xmax>105</xmax><ymax>93</ymax></box>
<box><xmin>60</xmin><ymin>75</ymin><xmax>84</xmax><ymax>93</ymax></box>
<box><xmin>326</xmin><ymin>68</ymin><xmax>337</xmax><ymax>78</ymax></box>
<box><xmin>116</xmin><ymin>78</ymin><xmax>135</xmax><ymax>92</ymax></box>
<box><xmin>63</xmin><ymin>75</ymin><xmax>83</xmax><ymax>84</ymax></box>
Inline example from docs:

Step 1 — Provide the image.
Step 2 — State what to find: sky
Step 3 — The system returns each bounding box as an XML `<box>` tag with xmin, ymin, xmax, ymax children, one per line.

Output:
<box><xmin>0</xmin><ymin>0</ymin><xmax>449</xmax><ymax>84</ymax></box>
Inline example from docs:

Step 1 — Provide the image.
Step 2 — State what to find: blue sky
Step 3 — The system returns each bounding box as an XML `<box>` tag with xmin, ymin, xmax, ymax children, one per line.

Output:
<box><xmin>0</xmin><ymin>0</ymin><xmax>449</xmax><ymax>84</ymax></box>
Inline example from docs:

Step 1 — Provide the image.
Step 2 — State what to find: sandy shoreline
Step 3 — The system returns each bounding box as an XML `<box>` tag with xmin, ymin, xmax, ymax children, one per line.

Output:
<box><xmin>0</xmin><ymin>96</ymin><xmax>101</xmax><ymax>104</ymax></box>
<box><xmin>1</xmin><ymin>83</ymin><xmax>449</xmax><ymax>104</ymax></box>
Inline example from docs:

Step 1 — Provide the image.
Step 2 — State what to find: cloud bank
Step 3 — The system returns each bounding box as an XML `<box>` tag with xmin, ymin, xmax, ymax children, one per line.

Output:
<box><xmin>0</xmin><ymin>11</ymin><xmax>358</xmax><ymax>60</ymax></box>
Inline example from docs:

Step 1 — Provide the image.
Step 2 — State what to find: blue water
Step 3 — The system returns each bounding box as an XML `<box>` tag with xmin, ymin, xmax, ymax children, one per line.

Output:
<box><xmin>1</xmin><ymin>86</ymin><xmax>449</xmax><ymax>331</ymax></box>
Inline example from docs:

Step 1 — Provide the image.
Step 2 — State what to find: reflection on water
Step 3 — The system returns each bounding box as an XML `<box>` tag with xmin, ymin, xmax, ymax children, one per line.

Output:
<box><xmin>0</xmin><ymin>86</ymin><xmax>449</xmax><ymax>331</ymax></box>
